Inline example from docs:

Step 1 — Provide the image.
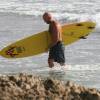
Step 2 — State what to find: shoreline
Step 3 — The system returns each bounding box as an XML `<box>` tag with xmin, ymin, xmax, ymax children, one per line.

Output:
<box><xmin>0</xmin><ymin>73</ymin><xmax>99</xmax><ymax>100</ymax></box>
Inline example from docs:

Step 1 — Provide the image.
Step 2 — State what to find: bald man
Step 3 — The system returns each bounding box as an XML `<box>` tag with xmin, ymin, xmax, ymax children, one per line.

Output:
<box><xmin>43</xmin><ymin>12</ymin><xmax>65</xmax><ymax>68</ymax></box>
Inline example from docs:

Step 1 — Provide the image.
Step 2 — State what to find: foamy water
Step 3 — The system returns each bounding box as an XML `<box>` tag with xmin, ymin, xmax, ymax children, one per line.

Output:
<box><xmin>0</xmin><ymin>0</ymin><xmax>100</xmax><ymax>22</ymax></box>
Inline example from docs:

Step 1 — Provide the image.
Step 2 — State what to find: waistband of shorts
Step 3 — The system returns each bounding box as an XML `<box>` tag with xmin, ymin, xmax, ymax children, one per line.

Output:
<box><xmin>57</xmin><ymin>41</ymin><xmax>62</xmax><ymax>45</ymax></box>
<box><xmin>50</xmin><ymin>41</ymin><xmax>63</xmax><ymax>49</ymax></box>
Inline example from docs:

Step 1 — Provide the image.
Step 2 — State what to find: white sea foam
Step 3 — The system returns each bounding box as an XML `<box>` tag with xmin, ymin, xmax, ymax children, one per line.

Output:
<box><xmin>67</xmin><ymin>64</ymin><xmax>100</xmax><ymax>70</ymax></box>
<box><xmin>0</xmin><ymin>0</ymin><xmax>100</xmax><ymax>24</ymax></box>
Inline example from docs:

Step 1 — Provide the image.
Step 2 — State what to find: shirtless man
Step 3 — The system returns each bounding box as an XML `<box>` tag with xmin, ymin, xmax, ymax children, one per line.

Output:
<box><xmin>43</xmin><ymin>12</ymin><xmax>65</xmax><ymax>68</ymax></box>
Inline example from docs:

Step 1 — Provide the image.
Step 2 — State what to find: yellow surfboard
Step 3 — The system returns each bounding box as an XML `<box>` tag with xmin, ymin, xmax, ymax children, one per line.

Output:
<box><xmin>0</xmin><ymin>21</ymin><xmax>96</xmax><ymax>58</ymax></box>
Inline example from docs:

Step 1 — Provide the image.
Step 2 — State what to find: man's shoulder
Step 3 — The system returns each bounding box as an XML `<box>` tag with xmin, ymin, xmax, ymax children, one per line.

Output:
<box><xmin>51</xmin><ymin>20</ymin><xmax>60</xmax><ymax>27</ymax></box>
<box><xmin>51</xmin><ymin>20</ymin><xmax>56</xmax><ymax>24</ymax></box>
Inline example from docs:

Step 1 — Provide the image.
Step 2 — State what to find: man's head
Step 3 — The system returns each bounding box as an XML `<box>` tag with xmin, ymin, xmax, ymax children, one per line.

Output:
<box><xmin>43</xmin><ymin>12</ymin><xmax>53</xmax><ymax>24</ymax></box>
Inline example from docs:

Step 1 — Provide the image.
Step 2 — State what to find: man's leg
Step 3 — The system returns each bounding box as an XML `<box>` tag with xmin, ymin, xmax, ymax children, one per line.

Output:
<box><xmin>48</xmin><ymin>59</ymin><xmax>54</xmax><ymax>68</ymax></box>
<box><xmin>60</xmin><ymin>62</ymin><xmax>65</xmax><ymax>66</ymax></box>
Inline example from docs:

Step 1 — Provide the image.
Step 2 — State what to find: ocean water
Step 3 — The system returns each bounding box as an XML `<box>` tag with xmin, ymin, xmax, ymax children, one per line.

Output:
<box><xmin>0</xmin><ymin>0</ymin><xmax>100</xmax><ymax>89</ymax></box>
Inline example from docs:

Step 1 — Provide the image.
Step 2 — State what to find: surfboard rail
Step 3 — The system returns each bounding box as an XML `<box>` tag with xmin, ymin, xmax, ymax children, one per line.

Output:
<box><xmin>0</xmin><ymin>21</ymin><xmax>96</xmax><ymax>58</ymax></box>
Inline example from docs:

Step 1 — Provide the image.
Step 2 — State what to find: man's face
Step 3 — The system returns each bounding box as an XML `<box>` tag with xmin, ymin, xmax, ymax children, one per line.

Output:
<box><xmin>43</xmin><ymin>16</ymin><xmax>50</xmax><ymax>24</ymax></box>
<box><xmin>43</xmin><ymin>13</ymin><xmax>52</xmax><ymax>24</ymax></box>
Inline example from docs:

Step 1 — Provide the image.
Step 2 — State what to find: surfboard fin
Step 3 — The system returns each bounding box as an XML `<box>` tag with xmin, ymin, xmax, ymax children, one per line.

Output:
<box><xmin>88</xmin><ymin>26</ymin><xmax>95</xmax><ymax>29</ymax></box>
<box><xmin>79</xmin><ymin>36</ymin><xmax>87</xmax><ymax>39</ymax></box>
<box><xmin>76</xmin><ymin>23</ymin><xmax>83</xmax><ymax>26</ymax></box>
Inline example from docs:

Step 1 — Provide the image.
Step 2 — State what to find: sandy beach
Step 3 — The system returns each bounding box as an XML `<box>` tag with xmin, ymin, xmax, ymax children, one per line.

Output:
<box><xmin>0</xmin><ymin>73</ymin><xmax>99</xmax><ymax>100</ymax></box>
